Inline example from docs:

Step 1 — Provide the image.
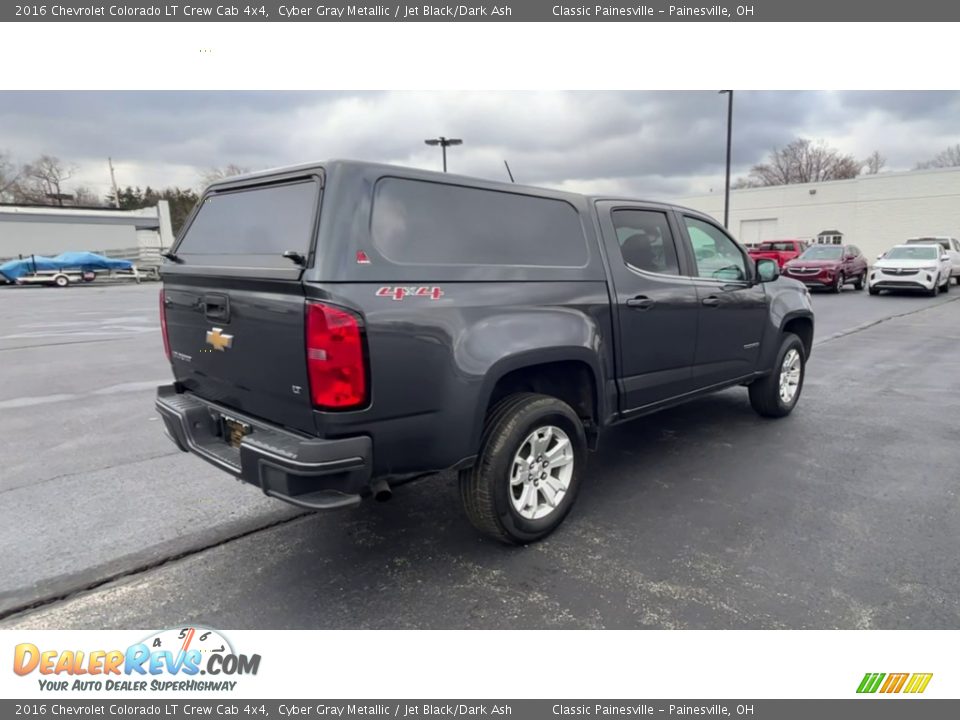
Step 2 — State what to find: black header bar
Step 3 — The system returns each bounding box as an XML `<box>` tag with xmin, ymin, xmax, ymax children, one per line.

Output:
<box><xmin>5</xmin><ymin>0</ymin><xmax>959</xmax><ymax>22</ymax></box>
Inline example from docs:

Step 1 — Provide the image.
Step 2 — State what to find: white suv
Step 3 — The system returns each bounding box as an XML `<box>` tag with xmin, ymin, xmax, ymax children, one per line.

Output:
<box><xmin>869</xmin><ymin>244</ymin><xmax>952</xmax><ymax>296</ymax></box>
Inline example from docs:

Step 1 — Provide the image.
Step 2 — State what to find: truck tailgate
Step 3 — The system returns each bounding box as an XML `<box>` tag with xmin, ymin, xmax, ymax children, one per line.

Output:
<box><xmin>160</xmin><ymin>174</ymin><xmax>323</xmax><ymax>435</ymax></box>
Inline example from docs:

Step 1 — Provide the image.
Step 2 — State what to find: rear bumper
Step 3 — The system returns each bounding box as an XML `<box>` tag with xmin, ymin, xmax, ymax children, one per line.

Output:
<box><xmin>156</xmin><ymin>384</ymin><xmax>372</xmax><ymax>510</ymax></box>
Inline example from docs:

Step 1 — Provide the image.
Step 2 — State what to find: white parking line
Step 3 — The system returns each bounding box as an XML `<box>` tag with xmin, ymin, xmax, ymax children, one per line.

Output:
<box><xmin>0</xmin><ymin>379</ymin><xmax>169</xmax><ymax>409</ymax></box>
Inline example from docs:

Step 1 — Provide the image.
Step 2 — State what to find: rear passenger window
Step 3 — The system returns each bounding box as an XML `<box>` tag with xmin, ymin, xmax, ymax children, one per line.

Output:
<box><xmin>611</xmin><ymin>210</ymin><xmax>680</xmax><ymax>276</ymax></box>
<box><xmin>371</xmin><ymin>178</ymin><xmax>588</xmax><ymax>267</ymax></box>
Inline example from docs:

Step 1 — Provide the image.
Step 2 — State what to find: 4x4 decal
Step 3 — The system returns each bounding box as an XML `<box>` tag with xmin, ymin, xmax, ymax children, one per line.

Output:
<box><xmin>376</xmin><ymin>286</ymin><xmax>444</xmax><ymax>301</ymax></box>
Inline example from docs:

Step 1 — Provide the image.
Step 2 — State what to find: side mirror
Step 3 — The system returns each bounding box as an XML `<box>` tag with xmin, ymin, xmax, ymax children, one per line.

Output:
<box><xmin>756</xmin><ymin>258</ymin><xmax>779</xmax><ymax>283</ymax></box>
<box><xmin>876</xmin><ymin>253</ymin><xmax>885</xmax><ymax>260</ymax></box>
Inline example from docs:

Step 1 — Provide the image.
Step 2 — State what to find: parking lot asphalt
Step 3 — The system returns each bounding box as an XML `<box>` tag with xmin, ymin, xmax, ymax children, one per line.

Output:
<box><xmin>1</xmin><ymin>281</ymin><xmax>958</xmax><ymax>629</ymax></box>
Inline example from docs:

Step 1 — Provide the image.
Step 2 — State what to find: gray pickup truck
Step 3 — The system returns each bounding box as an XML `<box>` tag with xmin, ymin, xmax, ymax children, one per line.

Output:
<box><xmin>156</xmin><ymin>160</ymin><xmax>814</xmax><ymax>543</ymax></box>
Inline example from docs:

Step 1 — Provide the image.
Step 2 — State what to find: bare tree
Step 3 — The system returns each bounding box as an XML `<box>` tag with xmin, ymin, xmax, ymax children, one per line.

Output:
<box><xmin>14</xmin><ymin>155</ymin><xmax>77</xmax><ymax>205</ymax></box>
<box><xmin>862</xmin><ymin>150</ymin><xmax>886</xmax><ymax>175</ymax></box>
<box><xmin>72</xmin><ymin>186</ymin><xmax>105</xmax><ymax>207</ymax></box>
<box><xmin>0</xmin><ymin>151</ymin><xmax>22</xmax><ymax>202</ymax></box>
<box><xmin>736</xmin><ymin>138</ymin><xmax>863</xmax><ymax>187</ymax></box>
<box><xmin>199</xmin><ymin>164</ymin><xmax>250</xmax><ymax>186</ymax></box>
<box><xmin>915</xmin><ymin>144</ymin><xmax>960</xmax><ymax>169</ymax></box>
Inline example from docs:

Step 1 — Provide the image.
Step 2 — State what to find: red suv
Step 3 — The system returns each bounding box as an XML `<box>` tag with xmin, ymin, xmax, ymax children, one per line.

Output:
<box><xmin>782</xmin><ymin>244</ymin><xmax>868</xmax><ymax>292</ymax></box>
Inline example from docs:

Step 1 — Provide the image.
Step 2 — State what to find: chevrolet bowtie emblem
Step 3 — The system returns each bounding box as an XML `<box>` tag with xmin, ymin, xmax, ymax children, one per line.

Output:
<box><xmin>205</xmin><ymin>327</ymin><xmax>233</xmax><ymax>351</ymax></box>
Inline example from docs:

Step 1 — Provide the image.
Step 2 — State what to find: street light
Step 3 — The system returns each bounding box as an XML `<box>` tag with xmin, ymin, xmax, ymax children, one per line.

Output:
<box><xmin>719</xmin><ymin>90</ymin><xmax>733</xmax><ymax>229</ymax></box>
<box><xmin>424</xmin><ymin>136</ymin><xmax>463</xmax><ymax>172</ymax></box>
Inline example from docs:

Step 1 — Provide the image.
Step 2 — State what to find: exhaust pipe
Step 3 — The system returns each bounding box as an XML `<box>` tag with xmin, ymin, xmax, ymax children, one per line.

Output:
<box><xmin>371</xmin><ymin>478</ymin><xmax>392</xmax><ymax>502</ymax></box>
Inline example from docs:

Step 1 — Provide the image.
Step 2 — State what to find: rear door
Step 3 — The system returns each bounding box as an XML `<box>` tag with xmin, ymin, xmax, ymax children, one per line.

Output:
<box><xmin>596</xmin><ymin>202</ymin><xmax>699</xmax><ymax>412</ymax></box>
<box><xmin>162</xmin><ymin>173</ymin><xmax>323</xmax><ymax>434</ymax></box>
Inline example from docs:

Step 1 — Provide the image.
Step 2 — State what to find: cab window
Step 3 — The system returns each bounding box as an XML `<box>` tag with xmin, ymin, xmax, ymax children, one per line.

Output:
<box><xmin>683</xmin><ymin>216</ymin><xmax>747</xmax><ymax>281</ymax></box>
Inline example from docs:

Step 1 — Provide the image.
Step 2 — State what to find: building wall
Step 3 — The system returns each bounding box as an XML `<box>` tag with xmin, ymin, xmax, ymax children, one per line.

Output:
<box><xmin>0</xmin><ymin>203</ymin><xmax>171</xmax><ymax>263</ymax></box>
<box><xmin>0</xmin><ymin>222</ymin><xmax>139</xmax><ymax>259</ymax></box>
<box><xmin>676</xmin><ymin>167</ymin><xmax>960</xmax><ymax>260</ymax></box>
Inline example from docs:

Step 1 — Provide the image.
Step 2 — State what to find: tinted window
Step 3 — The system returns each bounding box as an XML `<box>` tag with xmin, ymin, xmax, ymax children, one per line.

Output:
<box><xmin>177</xmin><ymin>180</ymin><xmax>319</xmax><ymax>264</ymax></box>
<box><xmin>759</xmin><ymin>241</ymin><xmax>797</xmax><ymax>251</ymax></box>
<box><xmin>612</xmin><ymin>210</ymin><xmax>680</xmax><ymax>276</ymax></box>
<box><xmin>371</xmin><ymin>178</ymin><xmax>587</xmax><ymax>267</ymax></box>
<box><xmin>684</xmin><ymin>217</ymin><xmax>747</xmax><ymax>281</ymax></box>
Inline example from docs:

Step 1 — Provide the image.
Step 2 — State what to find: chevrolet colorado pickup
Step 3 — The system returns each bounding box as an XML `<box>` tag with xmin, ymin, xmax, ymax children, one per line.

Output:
<box><xmin>156</xmin><ymin>160</ymin><xmax>814</xmax><ymax>544</ymax></box>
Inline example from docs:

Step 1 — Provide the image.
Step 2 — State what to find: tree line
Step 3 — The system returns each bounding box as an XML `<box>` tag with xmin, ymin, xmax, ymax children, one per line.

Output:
<box><xmin>734</xmin><ymin>140</ymin><xmax>960</xmax><ymax>188</ymax></box>
<box><xmin>2</xmin><ymin>142</ymin><xmax>960</xmax><ymax>228</ymax></box>
<box><xmin>0</xmin><ymin>153</ymin><xmax>248</xmax><ymax>234</ymax></box>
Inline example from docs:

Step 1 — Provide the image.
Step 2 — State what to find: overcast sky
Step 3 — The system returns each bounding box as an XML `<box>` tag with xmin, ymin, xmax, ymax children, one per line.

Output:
<box><xmin>2</xmin><ymin>91</ymin><xmax>959</xmax><ymax>201</ymax></box>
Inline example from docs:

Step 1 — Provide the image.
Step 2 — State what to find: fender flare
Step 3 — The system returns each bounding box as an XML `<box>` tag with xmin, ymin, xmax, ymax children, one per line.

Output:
<box><xmin>470</xmin><ymin>347</ymin><xmax>606</xmax><ymax>451</ymax></box>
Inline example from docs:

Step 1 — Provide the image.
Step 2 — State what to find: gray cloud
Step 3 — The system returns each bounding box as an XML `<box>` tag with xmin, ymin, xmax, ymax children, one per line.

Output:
<box><xmin>1</xmin><ymin>90</ymin><xmax>958</xmax><ymax>201</ymax></box>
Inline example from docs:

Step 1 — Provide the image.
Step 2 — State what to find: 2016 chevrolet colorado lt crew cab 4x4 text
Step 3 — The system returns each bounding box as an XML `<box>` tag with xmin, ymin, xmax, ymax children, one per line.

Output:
<box><xmin>156</xmin><ymin>160</ymin><xmax>814</xmax><ymax>544</ymax></box>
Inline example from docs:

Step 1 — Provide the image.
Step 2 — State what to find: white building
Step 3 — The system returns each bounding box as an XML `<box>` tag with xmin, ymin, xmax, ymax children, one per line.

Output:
<box><xmin>0</xmin><ymin>201</ymin><xmax>175</xmax><ymax>265</ymax></box>
<box><xmin>676</xmin><ymin>166</ymin><xmax>960</xmax><ymax>259</ymax></box>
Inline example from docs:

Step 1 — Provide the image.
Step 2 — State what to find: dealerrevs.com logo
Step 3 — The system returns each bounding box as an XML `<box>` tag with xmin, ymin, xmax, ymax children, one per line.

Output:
<box><xmin>857</xmin><ymin>672</ymin><xmax>933</xmax><ymax>694</ymax></box>
<box><xmin>13</xmin><ymin>627</ymin><xmax>261</xmax><ymax>693</ymax></box>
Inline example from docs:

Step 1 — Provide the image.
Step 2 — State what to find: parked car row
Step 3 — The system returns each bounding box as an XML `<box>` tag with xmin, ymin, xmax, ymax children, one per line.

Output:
<box><xmin>764</xmin><ymin>236</ymin><xmax>959</xmax><ymax>297</ymax></box>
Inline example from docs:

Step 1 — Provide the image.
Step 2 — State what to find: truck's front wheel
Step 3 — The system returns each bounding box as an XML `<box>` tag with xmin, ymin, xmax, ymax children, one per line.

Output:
<box><xmin>460</xmin><ymin>393</ymin><xmax>586</xmax><ymax>545</ymax></box>
<box><xmin>748</xmin><ymin>333</ymin><xmax>806</xmax><ymax>418</ymax></box>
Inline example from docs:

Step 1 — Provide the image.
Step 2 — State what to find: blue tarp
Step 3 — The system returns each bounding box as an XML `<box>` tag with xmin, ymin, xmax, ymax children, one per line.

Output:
<box><xmin>50</xmin><ymin>252</ymin><xmax>134</xmax><ymax>271</ymax></box>
<box><xmin>0</xmin><ymin>252</ymin><xmax>134</xmax><ymax>281</ymax></box>
<box><xmin>0</xmin><ymin>256</ymin><xmax>61</xmax><ymax>281</ymax></box>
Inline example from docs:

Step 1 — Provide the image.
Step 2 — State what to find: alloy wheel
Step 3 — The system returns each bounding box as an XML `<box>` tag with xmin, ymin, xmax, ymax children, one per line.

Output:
<box><xmin>509</xmin><ymin>425</ymin><xmax>575</xmax><ymax>520</ymax></box>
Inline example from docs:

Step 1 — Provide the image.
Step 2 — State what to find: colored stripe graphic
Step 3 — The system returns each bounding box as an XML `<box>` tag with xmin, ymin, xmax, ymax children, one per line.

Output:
<box><xmin>857</xmin><ymin>672</ymin><xmax>933</xmax><ymax>694</ymax></box>
<box><xmin>857</xmin><ymin>673</ymin><xmax>885</xmax><ymax>693</ymax></box>
<box><xmin>903</xmin><ymin>673</ymin><xmax>933</xmax><ymax>694</ymax></box>
<box><xmin>880</xmin><ymin>673</ymin><xmax>909</xmax><ymax>693</ymax></box>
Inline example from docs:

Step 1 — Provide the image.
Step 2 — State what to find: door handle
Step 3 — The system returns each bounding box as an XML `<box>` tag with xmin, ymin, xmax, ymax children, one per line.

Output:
<box><xmin>626</xmin><ymin>296</ymin><xmax>655</xmax><ymax>310</ymax></box>
<box><xmin>701</xmin><ymin>296</ymin><xmax>720</xmax><ymax>307</ymax></box>
<box><xmin>202</xmin><ymin>293</ymin><xmax>230</xmax><ymax>321</ymax></box>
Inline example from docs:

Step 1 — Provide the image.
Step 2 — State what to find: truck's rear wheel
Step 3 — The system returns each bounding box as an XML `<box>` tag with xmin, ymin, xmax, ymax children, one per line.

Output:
<box><xmin>459</xmin><ymin>392</ymin><xmax>586</xmax><ymax>545</ymax></box>
<box><xmin>748</xmin><ymin>333</ymin><xmax>806</xmax><ymax>418</ymax></box>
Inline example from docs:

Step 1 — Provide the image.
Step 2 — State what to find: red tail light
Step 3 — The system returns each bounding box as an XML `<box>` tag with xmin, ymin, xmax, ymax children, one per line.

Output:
<box><xmin>159</xmin><ymin>289</ymin><xmax>171</xmax><ymax>362</ymax></box>
<box><xmin>305</xmin><ymin>301</ymin><xmax>367</xmax><ymax>409</ymax></box>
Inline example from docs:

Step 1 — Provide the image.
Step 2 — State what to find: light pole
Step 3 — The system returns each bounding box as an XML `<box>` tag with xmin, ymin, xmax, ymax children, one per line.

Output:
<box><xmin>424</xmin><ymin>136</ymin><xmax>462</xmax><ymax>172</ymax></box>
<box><xmin>719</xmin><ymin>90</ymin><xmax>733</xmax><ymax>229</ymax></box>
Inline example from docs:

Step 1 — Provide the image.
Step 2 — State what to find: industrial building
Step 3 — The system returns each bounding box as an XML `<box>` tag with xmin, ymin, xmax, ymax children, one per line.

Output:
<box><xmin>677</xmin><ymin>166</ymin><xmax>960</xmax><ymax>259</ymax></box>
<box><xmin>0</xmin><ymin>201</ymin><xmax>174</xmax><ymax>266</ymax></box>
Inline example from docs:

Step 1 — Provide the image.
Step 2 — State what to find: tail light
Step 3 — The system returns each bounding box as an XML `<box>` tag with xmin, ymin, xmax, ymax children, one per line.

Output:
<box><xmin>159</xmin><ymin>289</ymin><xmax>171</xmax><ymax>362</ymax></box>
<box><xmin>305</xmin><ymin>301</ymin><xmax>367</xmax><ymax>409</ymax></box>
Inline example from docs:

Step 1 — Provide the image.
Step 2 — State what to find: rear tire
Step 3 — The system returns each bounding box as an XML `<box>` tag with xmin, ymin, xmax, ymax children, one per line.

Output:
<box><xmin>854</xmin><ymin>272</ymin><xmax>865</xmax><ymax>290</ymax></box>
<box><xmin>54</xmin><ymin>275</ymin><xmax>69</xmax><ymax>288</ymax></box>
<box><xmin>460</xmin><ymin>392</ymin><xmax>586</xmax><ymax>545</ymax></box>
<box><xmin>748</xmin><ymin>333</ymin><xmax>806</xmax><ymax>418</ymax></box>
